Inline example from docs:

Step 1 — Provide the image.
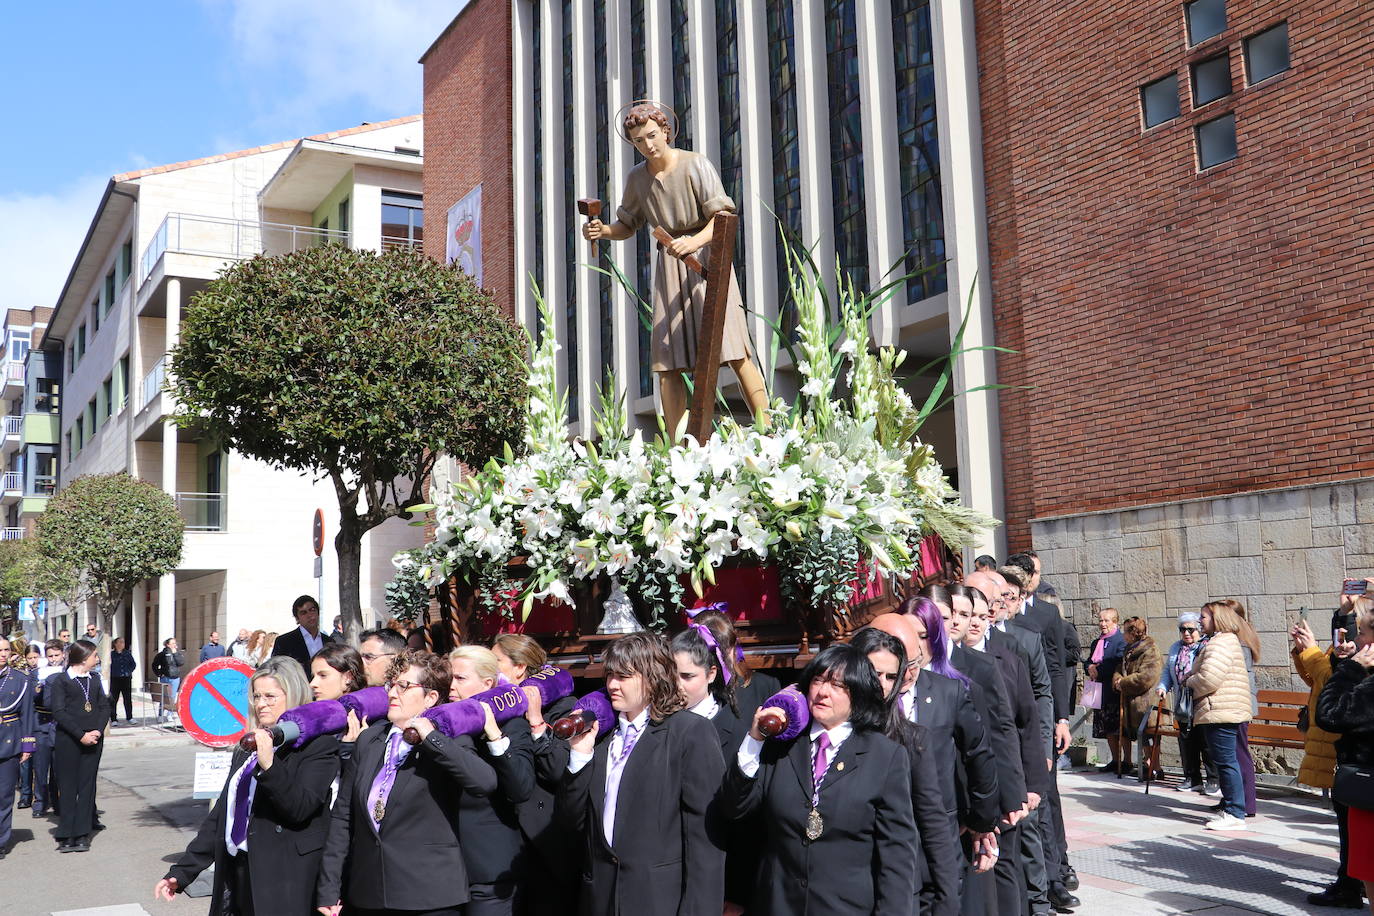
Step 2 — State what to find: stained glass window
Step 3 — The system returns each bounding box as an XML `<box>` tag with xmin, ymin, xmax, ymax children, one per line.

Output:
<box><xmin>893</xmin><ymin>0</ymin><xmax>946</xmax><ymax>301</ymax></box>
<box><xmin>825</xmin><ymin>0</ymin><xmax>867</xmax><ymax>295</ymax></box>
<box><xmin>766</xmin><ymin>0</ymin><xmax>801</xmax><ymax>333</ymax></box>
<box><xmin>562</xmin><ymin>0</ymin><xmax>578</xmax><ymax>421</ymax></box>
<box><xmin>595</xmin><ymin>0</ymin><xmax>613</xmax><ymax>393</ymax></box>
<box><xmin>669</xmin><ymin>0</ymin><xmax>693</xmax><ymax>152</ymax></box>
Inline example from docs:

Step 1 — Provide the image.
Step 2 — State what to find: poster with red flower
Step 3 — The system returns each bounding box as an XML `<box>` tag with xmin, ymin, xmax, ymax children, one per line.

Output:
<box><xmin>446</xmin><ymin>184</ymin><xmax>482</xmax><ymax>286</ymax></box>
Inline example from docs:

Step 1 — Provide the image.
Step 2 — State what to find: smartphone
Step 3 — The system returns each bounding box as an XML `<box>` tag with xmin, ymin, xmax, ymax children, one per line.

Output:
<box><xmin>1342</xmin><ymin>579</ymin><xmax>1367</xmax><ymax>596</ymax></box>
<box><xmin>1299</xmin><ymin>606</ymin><xmax>1310</xmax><ymax>624</ymax></box>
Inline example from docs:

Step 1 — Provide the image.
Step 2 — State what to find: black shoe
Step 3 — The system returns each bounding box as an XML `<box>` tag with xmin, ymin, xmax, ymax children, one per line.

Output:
<box><xmin>1096</xmin><ymin>762</ymin><xmax>1120</xmax><ymax>773</ymax></box>
<box><xmin>1210</xmin><ymin>801</ymin><xmax>1224</xmax><ymax>812</ymax></box>
<box><xmin>57</xmin><ymin>838</ymin><xmax>76</xmax><ymax>853</ymax></box>
<box><xmin>1307</xmin><ymin>884</ymin><xmax>1366</xmax><ymax>908</ymax></box>
<box><xmin>1050</xmin><ymin>884</ymin><xmax>1081</xmax><ymax>912</ymax></box>
<box><xmin>1061</xmin><ymin>867</ymin><xmax>1080</xmax><ymax>891</ymax></box>
<box><xmin>32</xmin><ymin>807</ymin><xmax>46</xmax><ymax>818</ymax></box>
<box><xmin>71</xmin><ymin>835</ymin><xmax>91</xmax><ymax>852</ymax></box>
<box><xmin>92</xmin><ymin>820</ymin><xmax>106</xmax><ymax>832</ymax></box>
<box><xmin>17</xmin><ymin>799</ymin><xmax>31</xmax><ymax>809</ymax></box>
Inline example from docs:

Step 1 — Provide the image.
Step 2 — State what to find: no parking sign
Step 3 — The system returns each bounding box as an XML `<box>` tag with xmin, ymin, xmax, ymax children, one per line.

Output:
<box><xmin>178</xmin><ymin>656</ymin><xmax>255</xmax><ymax>747</ymax></box>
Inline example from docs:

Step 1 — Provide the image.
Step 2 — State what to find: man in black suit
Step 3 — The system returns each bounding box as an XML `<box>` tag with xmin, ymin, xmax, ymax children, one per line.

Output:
<box><xmin>317</xmin><ymin>650</ymin><xmax>498</xmax><ymax>915</ymax></box>
<box><xmin>270</xmin><ymin>595</ymin><xmax>334</xmax><ymax>675</ymax></box>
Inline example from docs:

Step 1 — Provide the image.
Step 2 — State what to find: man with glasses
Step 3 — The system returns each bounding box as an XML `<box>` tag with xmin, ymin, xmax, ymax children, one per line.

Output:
<box><xmin>357</xmin><ymin>628</ymin><xmax>408</xmax><ymax>687</ymax></box>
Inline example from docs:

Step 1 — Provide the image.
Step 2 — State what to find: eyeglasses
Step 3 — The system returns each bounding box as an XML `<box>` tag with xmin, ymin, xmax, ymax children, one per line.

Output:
<box><xmin>385</xmin><ymin>679</ymin><xmax>425</xmax><ymax>694</ymax></box>
<box><xmin>1179</xmin><ymin>626</ymin><xmax>1199</xmax><ymax>633</ymax></box>
<box><xmin>361</xmin><ymin>651</ymin><xmax>398</xmax><ymax>663</ymax></box>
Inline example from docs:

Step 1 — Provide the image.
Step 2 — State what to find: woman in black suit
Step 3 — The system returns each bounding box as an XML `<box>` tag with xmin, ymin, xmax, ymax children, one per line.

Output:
<box><xmin>492</xmin><ymin>634</ymin><xmax>578</xmax><ymax>916</ymax></box>
<box><xmin>317</xmin><ymin>649</ymin><xmax>499</xmax><ymax>916</ymax></box>
<box><xmin>48</xmin><ymin>638</ymin><xmax>106</xmax><ymax>852</ymax></box>
<box><xmin>725</xmin><ymin>642</ymin><xmax>918</xmax><ymax>916</ymax></box>
<box><xmin>559</xmin><ymin>631</ymin><xmax>725</xmax><ymax>916</ymax></box>
<box><xmin>156</xmin><ymin>657</ymin><xmax>339</xmax><ymax>914</ymax></box>
<box><xmin>448</xmin><ymin>645</ymin><xmax>536</xmax><ymax>915</ymax></box>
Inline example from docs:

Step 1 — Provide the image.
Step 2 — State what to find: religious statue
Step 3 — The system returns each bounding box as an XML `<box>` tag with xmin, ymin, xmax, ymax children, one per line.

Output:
<box><xmin>582</xmin><ymin>101</ymin><xmax>769</xmax><ymax>435</ymax></box>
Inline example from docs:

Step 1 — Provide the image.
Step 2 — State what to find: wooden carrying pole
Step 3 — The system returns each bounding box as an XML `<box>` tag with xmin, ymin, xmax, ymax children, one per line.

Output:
<box><xmin>685</xmin><ymin>211</ymin><xmax>739</xmax><ymax>443</ymax></box>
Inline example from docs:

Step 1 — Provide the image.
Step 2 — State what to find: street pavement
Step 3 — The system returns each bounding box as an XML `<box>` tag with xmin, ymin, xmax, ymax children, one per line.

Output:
<box><xmin>5</xmin><ymin>732</ymin><xmax>1348</xmax><ymax>915</ymax></box>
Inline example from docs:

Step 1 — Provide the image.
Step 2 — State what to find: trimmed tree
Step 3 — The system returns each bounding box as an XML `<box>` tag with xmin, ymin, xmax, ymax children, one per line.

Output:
<box><xmin>35</xmin><ymin>473</ymin><xmax>184</xmax><ymax>644</ymax></box>
<box><xmin>170</xmin><ymin>245</ymin><xmax>528</xmax><ymax>643</ymax></box>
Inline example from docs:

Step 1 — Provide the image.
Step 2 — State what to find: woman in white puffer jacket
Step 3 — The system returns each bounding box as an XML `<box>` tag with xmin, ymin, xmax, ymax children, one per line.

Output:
<box><xmin>1186</xmin><ymin>600</ymin><xmax>1255</xmax><ymax>832</ymax></box>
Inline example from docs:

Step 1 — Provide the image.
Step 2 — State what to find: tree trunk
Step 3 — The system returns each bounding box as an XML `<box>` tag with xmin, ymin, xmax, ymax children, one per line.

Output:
<box><xmin>335</xmin><ymin>515</ymin><xmax>365</xmax><ymax>646</ymax></box>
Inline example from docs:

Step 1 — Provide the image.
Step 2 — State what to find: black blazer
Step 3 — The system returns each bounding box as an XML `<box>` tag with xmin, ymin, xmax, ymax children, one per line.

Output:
<box><xmin>49</xmin><ymin>673</ymin><xmax>108</xmax><ymax>742</ymax></box>
<box><xmin>459</xmin><ymin>714</ymin><xmax>537</xmax><ymax>885</ymax></box>
<box><xmin>951</xmin><ymin>645</ymin><xmax>1026</xmax><ymax>814</ymax></box>
<box><xmin>1016</xmin><ymin>596</ymin><xmax>1072</xmax><ymax>720</ymax></box>
<box><xmin>908</xmin><ymin>669</ymin><xmax>999</xmax><ymax>834</ymax></box>
<box><xmin>167</xmin><ymin>735</ymin><xmax>339</xmax><ymax>916</ymax></box>
<box><xmin>270</xmin><ymin>628</ymin><xmax>334</xmax><ymax>675</ymax></box>
<box><xmin>558</xmin><ymin>709</ymin><xmax>725</xmax><ymax>916</ymax></box>
<box><xmin>703</xmin><ymin>700</ymin><xmax>763</xmax><ymax>908</ymax></box>
<box><xmin>985</xmin><ymin>641</ymin><xmax>1050</xmax><ymax>798</ymax></box>
<box><xmin>316</xmin><ymin>721</ymin><xmax>498</xmax><ymax>912</ymax></box>
<box><xmin>991</xmin><ymin>625</ymin><xmax>1054</xmax><ymax>750</ymax></box>
<box><xmin>722</xmin><ymin>727</ymin><xmax>918</xmax><ymax>915</ymax></box>
<box><xmin>894</xmin><ymin>721</ymin><xmax>962</xmax><ymax>916</ymax></box>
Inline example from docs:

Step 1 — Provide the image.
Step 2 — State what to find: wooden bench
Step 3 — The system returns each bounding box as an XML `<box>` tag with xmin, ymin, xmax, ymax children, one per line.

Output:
<box><xmin>1143</xmin><ymin>689</ymin><xmax>1308</xmax><ymax>750</ymax></box>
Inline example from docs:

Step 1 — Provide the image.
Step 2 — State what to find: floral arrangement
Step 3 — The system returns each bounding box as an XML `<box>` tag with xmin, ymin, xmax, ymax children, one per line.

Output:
<box><xmin>412</xmin><ymin>255</ymin><xmax>997</xmax><ymax>628</ymax></box>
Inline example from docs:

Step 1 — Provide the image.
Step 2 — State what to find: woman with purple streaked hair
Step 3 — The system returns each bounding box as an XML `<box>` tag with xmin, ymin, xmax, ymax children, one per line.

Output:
<box><xmin>902</xmin><ymin>592</ymin><xmax>971</xmax><ymax>689</ymax></box>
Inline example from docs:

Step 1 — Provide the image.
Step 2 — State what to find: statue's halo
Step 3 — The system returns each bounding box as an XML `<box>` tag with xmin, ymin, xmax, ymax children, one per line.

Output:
<box><xmin>615</xmin><ymin>99</ymin><xmax>680</xmax><ymax>145</ymax></box>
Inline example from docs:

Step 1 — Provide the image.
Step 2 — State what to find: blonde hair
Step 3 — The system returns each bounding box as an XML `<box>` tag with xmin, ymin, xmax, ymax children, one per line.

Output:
<box><xmin>492</xmin><ymin>633</ymin><xmax>547</xmax><ymax>680</ymax></box>
<box><xmin>1204</xmin><ymin>599</ymin><xmax>1261</xmax><ymax>663</ymax></box>
<box><xmin>251</xmin><ymin>657</ymin><xmax>311</xmax><ymax>726</ymax></box>
<box><xmin>1098</xmin><ymin>607</ymin><xmax>1120</xmax><ymax>623</ymax></box>
<box><xmin>1351</xmin><ymin>596</ymin><xmax>1374</xmax><ymax>634</ymax></box>
<box><xmin>449</xmin><ymin>645</ymin><xmax>501</xmax><ymax>684</ymax></box>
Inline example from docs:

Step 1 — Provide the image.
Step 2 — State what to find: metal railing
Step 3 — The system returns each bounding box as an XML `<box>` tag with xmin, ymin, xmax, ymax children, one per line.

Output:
<box><xmin>141</xmin><ymin>357</ymin><xmax>166</xmax><ymax>410</ymax></box>
<box><xmin>381</xmin><ymin>234</ymin><xmax>423</xmax><ymax>252</ymax></box>
<box><xmin>0</xmin><ymin>472</ymin><xmax>20</xmax><ymax>492</ymax></box>
<box><xmin>31</xmin><ymin>475</ymin><xmax>55</xmax><ymax>497</ymax></box>
<box><xmin>176</xmin><ymin>492</ymin><xmax>226</xmax><ymax>531</ymax></box>
<box><xmin>1</xmin><ymin>527</ymin><xmax>22</xmax><ymax>540</ymax></box>
<box><xmin>141</xmin><ymin>213</ymin><xmax>352</xmax><ymax>282</ymax></box>
<box><xmin>2</xmin><ymin>415</ymin><xmax>19</xmax><ymax>437</ymax></box>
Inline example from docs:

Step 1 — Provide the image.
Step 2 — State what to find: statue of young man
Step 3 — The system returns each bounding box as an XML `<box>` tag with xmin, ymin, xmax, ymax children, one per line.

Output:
<box><xmin>582</xmin><ymin>102</ymin><xmax>768</xmax><ymax>434</ymax></box>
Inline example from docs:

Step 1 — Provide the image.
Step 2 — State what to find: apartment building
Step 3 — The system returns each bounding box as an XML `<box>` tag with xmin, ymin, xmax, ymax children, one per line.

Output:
<box><xmin>0</xmin><ymin>308</ymin><xmax>60</xmax><ymax>541</ymax></box>
<box><xmin>45</xmin><ymin>116</ymin><xmax>427</xmax><ymax>671</ymax></box>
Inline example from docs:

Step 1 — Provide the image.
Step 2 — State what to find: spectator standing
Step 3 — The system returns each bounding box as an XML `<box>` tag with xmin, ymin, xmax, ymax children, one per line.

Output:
<box><xmin>150</xmin><ymin>638</ymin><xmax>186</xmax><ymax>717</ymax></box>
<box><xmin>357</xmin><ymin>628</ymin><xmax>407</xmax><ymax>687</ymax></box>
<box><xmin>1084</xmin><ymin>608</ymin><xmax>1127</xmax><ymax>773</ymax></box>
<box><xmin>199</xmin><ymin>631</ymin><xmax>226</xmax><ymax>663</ymax></box>
<box><xmin>1113</xmin><ymin>617</ymin><xmax>1163</xmax><ymax>780</ymax></box>
<box><xmin>270</xmin><ymin>596</ymin><xmax>333</xmax><ymax>675</ymax></box>
<box><xmin>58</xmin><ymin>629</ymin><xmax>71</xmax><ymax>647</ymax></box>
<box><xmin>108</xmin><ymin>638</ymin><xmax>136</xmax><ymax>725</ymax></box>
<box><xmin>244</xmin><ymin>630</ymin><xmax>266</xmax><ymax>666</ymax></box>
<box><xmin>1186</xmin><ymin>601</ymin><xmax>1254</xmax><ymax>831</ymax></box>
<box><xmin>1158</xmin><ymin>612</ymin><xmax>1216</xmax><ymax>793</ymax></box>
<box><xmin>228</xmin><ymin>629</ymin><xmax>252</xmax><ymax>663</ymax></box>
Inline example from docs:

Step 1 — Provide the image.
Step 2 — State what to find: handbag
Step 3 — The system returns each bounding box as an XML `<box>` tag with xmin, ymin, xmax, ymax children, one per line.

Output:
<box><xmin>1296</xmin><ymin>707</ymin><xmax>1310</xmax><ymax>733</ymax></box>
<box><xmin>1081</xmin><ymin>680</ymin><xmax>1103</xmax><ymax>710</ymax></box>
<box><xmin>1333</xmin><ymin>764</ymin><xmax>1374</xmax><ymax>811</ymax></box>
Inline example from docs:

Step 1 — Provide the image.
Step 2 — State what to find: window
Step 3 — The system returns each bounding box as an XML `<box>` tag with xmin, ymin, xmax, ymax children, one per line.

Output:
<box><xmin>86</xmin><ymin>398</ymin><xmax>97</xmax><ymax>435</ymax></box>
<box><xmin>65</xmin><ymin>432</ymin><xmax>72</xmax><ymax>463</ymax></box>
<box><xmin>562</xmin><ymin>0</ymin><xmax>578</xmax><ymax>423</ymax></box>
<box><xmin>1185</xmin><ymin>0</ymin><xmax>1226</xmax><ymax>45</ymax></box>
<box><xmin>119</xmin><ymin>239</ymin><xmax>133</xmax><ymax>284</ymax></box>
<box><xmin>102</xmin><ymin>377</ymin><xmax>113</xmax><ymax>421</ymax></box>
<box><xmin>768</xmin><ymin>0</ymin><xmax>802</xmax><ymax>336</ymax></box>
<box><xmin>67</xmin><ymin>346</ymin><xmax>74</xmax><ymax>376</ymax></box>
<box><xmin>1141</xmin><ymin>74</ymin><xmax>1181</xmax><ymax>128</ymax></box>
<box><xmin>118</xmin><ymin>355</ymin><xmax>129</xmax><ymax>409</ymax></box>
<box><xmin>894</xmin><ymin>0</ymin><xmax>946</xmax><ymax>302</ymax></box>
<box><xmin>826</xmin><ymin>0</ymin><xmax>868</xmax><ymax>293</ymax></box>
<box><xmin>7</xmin><ymin>331</ymin><xmax>30</xmax><ymax>362</ymax></box>
<box><xmin>381</xmin><ymin>190</ymin><xmax>424</xmax><ymax>246</ymax></box>
<box><xmin>338</xmin><ymin>196</ymin><xmax>350</xmax><ymax>236</ymax></box>
<box><xmin>74</xmin><ymin>418</ymin><xmax>83</xmax><ymax>451</ymax></box>
<box><xmin>631</xmin><ymin>0</ymin><xmax>652</xmax><ymax>397</ymax></box>
<box><xmin>669</xmin><ymin>0</ymin><xmax>693</xmax><ymax>152</ymax></box>
<box><xmin>532</xmin><ymin>0</ymin><xmax>546</xmax><ymax>345</ymax></box>
<box><xmin>1245</xmin><ymin>22</ymin><xmax>1289</xmax><ymax>84</ymax></box>
<box><xmin>1196</xmin><ymin>112</ymin><xmax>1238</xmax><ymax>169</ymax></box>
<box><xmin>103</xmin><ymin>269</ymin><xmax>116</xmax><ymax>315</ymax></box>
<box><xmin>36</xmin><ymin>377</ymin><xmax>59</xmax><ymax>414</ymax></box>
<box><xmin>76</xmin><ymin>325</ymin><xmax>86</xmax><ymax>360</ymax></box>
<box><xmin>1191</xmin><ymin>54</ymin><xmax>1231</xmax><ymax>106</ymax></box>
<box><xmin>91</xmin><ymin>300</ymin><xmax>100</xmax><ymax>333</ymax></box>
<box><xmin>595</xmin><ymin>0</ymin><xmax>613</xmax><ymax>389</ymax></box>
<box><xmin>716</xmin><ymin>0</ymin><xmax>745</xmax><ymax>293</ymax></box>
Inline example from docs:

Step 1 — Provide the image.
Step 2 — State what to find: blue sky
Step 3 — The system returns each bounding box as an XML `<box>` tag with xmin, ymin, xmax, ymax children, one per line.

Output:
<box><xmin>0</xmin><ymin>0</ymin><xmax>465</xmax><ymax>312</ymax></box>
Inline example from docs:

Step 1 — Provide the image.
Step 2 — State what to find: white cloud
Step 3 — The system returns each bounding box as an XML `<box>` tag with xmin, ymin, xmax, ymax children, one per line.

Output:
<box><xmin>204</xmin><ymin>0</ymin><xmax>467</xmax><ymax>131</ymax></box>
<box><xmin>0</xmin><ymin>175</ymin><xmax>109</xmax><ymax>312</ymax></box>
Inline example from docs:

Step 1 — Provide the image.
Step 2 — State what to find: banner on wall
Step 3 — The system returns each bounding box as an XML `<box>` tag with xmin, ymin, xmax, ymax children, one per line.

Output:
<box><xmin>446</xmin><ymin>185</ymin><xmax>483</xmax><ymax>286</ymax></box>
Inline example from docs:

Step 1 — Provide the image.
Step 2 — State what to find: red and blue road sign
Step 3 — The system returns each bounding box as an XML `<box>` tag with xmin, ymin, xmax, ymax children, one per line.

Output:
<box><xmin>177</xmin><ymin>656</ymin><xmax>255</xmax><ymax>747</ymax></box>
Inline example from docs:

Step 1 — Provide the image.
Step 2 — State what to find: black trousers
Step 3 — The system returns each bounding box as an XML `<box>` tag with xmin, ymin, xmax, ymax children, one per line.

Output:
<box><xmin>109</xmin><ymin>677</ymin><xmax>133</xmax><ymax>721</ymax></box>
<box><xmin>992</xmin><ymin>821</ymin><xmax>1027</xmax><ymax>916</ymax></box>
<box><xmin>53</xmin><ymin>733</ymin><xmax>102</xmax><ymax>839</ymax></box>
<box><xmin>461</xmin><ymin>881</ymin><xmax>516</xmax><ymax>916</ymax></box>
<box><xmin>1178</xmin><ymin>720</ymin><xmax>1214</xmax><ymax>783</ymax></box>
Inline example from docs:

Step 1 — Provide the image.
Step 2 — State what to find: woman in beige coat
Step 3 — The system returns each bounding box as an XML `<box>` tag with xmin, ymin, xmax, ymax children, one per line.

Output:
<box><xmin>1186</xmin><ymin>600</ymin><xmax>1254</xmax><ymax>832</ymax></box>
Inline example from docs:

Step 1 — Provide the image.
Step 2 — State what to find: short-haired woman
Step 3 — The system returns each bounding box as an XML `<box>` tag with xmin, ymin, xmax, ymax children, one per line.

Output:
<box><xmin>1187</xmin><ymin>601</ymin><xmax>1255</xmax><ymax>831</ymax></box>
<box><xmin>560</xmin><ymin>632</ymin><xmax>725</xmax><ymax>916</ymax></box>
<box><xmin>1114</xmin><ymin>616</ymin><xmax>1164</xmax><ymax>780</ymax></box>
<box><xmin>49</xmin><ymin>638</ymin><xmax>106</xmax><ymax>852</ymax></box>
<box><xmin>726</xmin><ymin>643</ymin><xmax>917</xmax><ymax>914</ymax></box>
<box><xmin>317</xmin><ymin>649</ymin><xmax>498</xmax><ymax>916</ymax></box>
<box><xmin>1158</xmin><ymin>612</ymin><xmax>1217</xmax><ymax>793</ymax></box>
<box><xmin>1084</xmin><ymin>607</ymin><xmax>1127</xmax><ymax>773</ymax></box>
<box><xmin>157</xmin><ymin>657</ymin><xmax>339</xmax><ymax>914</ymax></box>
<box><xmin>448</xmin><ymin>645</ymin><xmax>536</xmax><ymax>916</ymax></box>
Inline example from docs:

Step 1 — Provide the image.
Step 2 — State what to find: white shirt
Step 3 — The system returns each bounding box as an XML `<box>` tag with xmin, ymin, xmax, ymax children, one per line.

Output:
<box><xmin>299</xmin><ymin>625</ymin><xmax>324</xmax><ymax>657</ymax></box>
<box><xmin>969</xmin><ymin>634</ymin><xmax>989</xmax><ymax>652</ymax></box>
<box><xmin>230</xmin><ymin>640</ymin><xmax>253</xmax><ymax>662</ymax></box>
<box><xmin>687</xmin><ymin>694</ymin><xmax>720</xmax><ymax>720</ymax></box>
<box><xmin>568</xmin><ymin>708</ymin><xmax>649</xmax><ymax>846</ymax></box>
<box><xmin>736</xmin><ymin>719</ymin><xmax>853</xmax><ymax>780</ymax></box>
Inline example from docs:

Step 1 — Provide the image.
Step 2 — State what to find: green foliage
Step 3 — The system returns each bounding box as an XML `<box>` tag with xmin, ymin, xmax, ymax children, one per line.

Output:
<box><xmin>776</xmin><ymin>526</ymin><xmax>860</xmax><ymax>616</ymax></box>
<box><xmin>0</xmin><ymin>541</ymin><xmax>29</xmax><ymax>611</ymax></box>
<box><xmin>384</xmin><ymin>550</ymin><xmax>431</xmax><ymax>624</ymax></box>
<box><xmin>35</xmin><ymin>473</ymin><xmax>183</xmax><ymax>623</ymax></box>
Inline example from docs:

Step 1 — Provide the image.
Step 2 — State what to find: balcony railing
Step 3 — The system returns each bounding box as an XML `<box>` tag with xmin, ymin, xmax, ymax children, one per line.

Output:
<box><xmin>176</xmin><ymin>492</ymin><xmax>226</xmax><ymax>531</ymax></box>
<box><xmin>31</xmin><ymin>475</ymin><xmax>55</xmax><ymax>497</ymax></box>
<box><xmin>141</xmin><ymin>213</ymin><xmax>352</xmax><ymax>282</ymax></box>
<box><xmin>381</xmin><ymin>235</ymin><xmax>423</xmax><ymax>252</ymax></box>
<box><xmin>1</xmin><ymin>362</ymin><xmax>23</xmax><ymax>386</ymax></box>
<box><xmin>1</xmin><ymin>472</ymin><xmax>20</xmax><ymax>492</ymax></box>
<box><xmin>141</xmin><ymin>357</ymin><xmax>166</xmax><ymax>410</ymax></box>
<box><xmin>1</xmin><ymin>528</ymin><xmax>22</xmax><ymax>540</ymax></box>
<box><xmin>3</xmin><ymin>415</ymin><xmax>19</xmax><ymax>437</ymax></box>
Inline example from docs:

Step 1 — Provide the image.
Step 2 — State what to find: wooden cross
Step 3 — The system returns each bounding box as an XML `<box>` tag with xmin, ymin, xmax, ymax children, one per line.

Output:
<box><xmin>683</xmin><ymin>211</ymin><xmax>739</xmax><ymax>443</ymax></box>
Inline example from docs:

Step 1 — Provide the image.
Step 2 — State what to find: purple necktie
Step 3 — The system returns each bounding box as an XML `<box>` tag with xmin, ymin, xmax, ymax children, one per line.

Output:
<box><xmin>615</xmin><ymin>722</ymin><xmax>641</xmax><ymax>766</ymax></box>
<box><xmin>367</xmin><ymin>731</ymin><xmax>405</xmax><ymax>832</ymax></box>
<box><xmin>229</xmin><ymin>758</ymin><xmax>257</xmax><ymax>848</ymax></box>
<box><xmin>812</xmin><ymin>732</ymin><xmax>832</xmax><ymax>789</ymax></box>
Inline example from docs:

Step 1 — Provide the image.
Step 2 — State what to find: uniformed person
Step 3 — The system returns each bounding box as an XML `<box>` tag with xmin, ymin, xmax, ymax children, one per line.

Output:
<box><xmin>0</xmin><ymin>635</ymin><xmax>38</xmax><ymax>858</ymax></box>
<box><xmin>49</xmin><ymin>638</ymin><xmax>106</xmax><ymax>852</ymax></box>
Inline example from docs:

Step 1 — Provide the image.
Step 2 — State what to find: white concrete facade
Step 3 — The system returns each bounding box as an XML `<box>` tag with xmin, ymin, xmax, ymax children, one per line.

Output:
<box><xmin>46</xmin><ymin>118</ymin><xmax>427</xmax><ymax>673</ymax></box>
<box><xmin>509</xmin><ymin>0</ymin><xmax>1004</xmax><ymax>558</ymax></box>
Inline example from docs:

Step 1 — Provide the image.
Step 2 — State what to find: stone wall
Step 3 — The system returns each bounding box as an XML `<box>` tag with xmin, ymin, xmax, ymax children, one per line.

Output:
<box><xmin>1032</xmin><ymin>477</ymin><xmax>1374</xmax><ymax>691</ymax></box>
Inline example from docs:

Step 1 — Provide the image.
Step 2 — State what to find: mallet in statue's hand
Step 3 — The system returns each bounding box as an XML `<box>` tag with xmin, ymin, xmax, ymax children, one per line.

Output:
<box><xmin>578</xmin><ymin>198</ymin><xmax>603</xmax><ymax>259</ymax></box>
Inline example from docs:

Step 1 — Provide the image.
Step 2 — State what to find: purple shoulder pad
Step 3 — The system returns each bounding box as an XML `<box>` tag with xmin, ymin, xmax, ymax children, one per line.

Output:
<box><xmin>339</xmin><ymin>686</ymin><xmax>390</xmax><ymax>722</ymax></box>
<box><xmin>762</xmin><ymin>686</ymin><xmax>810</xmax><ymax>741</ymax></box>
<box><xmin>519</xmin><ymin>665</ymin><xmax>575</xmax><ymax>706</ymax></box>
<box><xmin>572</xmin><ymin>689</ymin><xmax>617</xmax><ymax>735</ymax></box>
<box><xmin>279</xmin><ymin>699</ymin><xmax>349</xmax><ymax>748</ymax></box>
<box><xmin>421</xmin><ymin>681</ymin><xmax>530</xmax><ymax>739</ymax></box>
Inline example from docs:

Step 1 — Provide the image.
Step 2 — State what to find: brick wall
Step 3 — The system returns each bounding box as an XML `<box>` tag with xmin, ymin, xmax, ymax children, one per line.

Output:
<box><xmin>421</xmin><ymin>0</ymin><xmax>516</xmax><ymax>318</ymax></box>
<box><xmin>975</xmin><ymin>0</ymin><xmax>1374</xmax><ymax>548</ymax></box>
